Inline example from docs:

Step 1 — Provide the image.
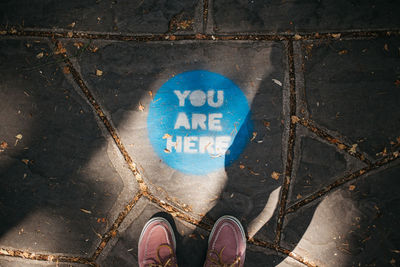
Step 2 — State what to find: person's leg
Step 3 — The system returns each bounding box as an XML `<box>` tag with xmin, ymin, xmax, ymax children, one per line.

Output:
<box><xmin>204</xmin><ymin>215</ymin><xmax>246</xmax><ymax>267</ymax></box>
<box><xmin>138</xmin><ymin>217</ymin><xmax>178</xmax><ymax>267</ymax></box>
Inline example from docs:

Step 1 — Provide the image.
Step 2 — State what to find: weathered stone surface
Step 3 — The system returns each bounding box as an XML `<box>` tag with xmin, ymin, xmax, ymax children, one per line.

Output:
<box><xmin>0</xmin><ymin>257</ymin><xmax>87</xmax><ymax>267</ymax></box>
<box><xmin>66</xmin><ymin>40</ymin><xmax>287</xmax><ymax>243</ymax></box>
<box><xmin>0</xmin><ymin>39</ymin><xmax>133</xmax><ymax>256</ymax></box>
<box><xmin>211</xmin><ymin>0</ymin><xmax>400</xmax><ymax>33</ymax></box>
<box><xmin>288</xmin><ymin>137</ymin><xmax>347</xmax><ymax>204</ymax></box>
<box><xmin>0</xmin><ymin>0</ymin><xmax>201</xmax><ymax>33</ymax></box>
<box><xmin>282</xmin><ymin>164</ymin><xmax>400</xmax><ymax>267</ymax></box>
<box><xmin>246</xmin><ymin>245</ymin><xmax>307</xmax><ymax>267</ymax></box>
<box><xmin>301</xmin><ymin>38</ymin><xmax>400</xmax><ymax>160</ymax></box>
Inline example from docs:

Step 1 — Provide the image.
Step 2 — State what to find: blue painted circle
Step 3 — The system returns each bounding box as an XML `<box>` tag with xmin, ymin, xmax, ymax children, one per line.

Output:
<box><xmin>147</xmin><ymin>70</ymin><xmax>252</xmax><ymax>175</ymax></box>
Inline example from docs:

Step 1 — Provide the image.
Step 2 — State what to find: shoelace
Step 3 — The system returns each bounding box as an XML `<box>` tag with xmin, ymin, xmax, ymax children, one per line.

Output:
<box><xmin>145</xmin><ymin>244</ymin><xmax>177</xmax><ymax>267</ymax></box>
<box><xmin>206</xmin><ymin>247</ymin><xmax>241</xmax><ymax>267</ymax></box>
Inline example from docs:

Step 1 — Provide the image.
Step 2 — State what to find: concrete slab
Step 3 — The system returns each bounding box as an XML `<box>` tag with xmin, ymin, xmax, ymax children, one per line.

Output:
<box><xmin>0</xmin><ymin>256</ymin><xmax>87</xmax><ymax>267</ymax></box>
<box><xmin>0</xmin><ymin>0</ymin><xmax>202</xmax><ymax>34</ymax></box>
<box><xmin>0</xmin><ymin>38</ymin><xmax>138</xmax><ymax>256</ymax></box>
<box><xmin>282</xmin><ymin>164</ymin><xmax>400</xmax><ymax>267</ymax></box>
<box><xmin>298</xmin><ymin>37</ymin><xmax>400</xmax><ymax>160</ymax></box>
<box><xmin>211</xmin><ymin>0</ymin><xmax>400</xmax><ymax>33</ymax></box>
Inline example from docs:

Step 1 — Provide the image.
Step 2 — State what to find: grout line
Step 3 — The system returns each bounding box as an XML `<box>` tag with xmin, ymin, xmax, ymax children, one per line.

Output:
<box><xmin>299</xmin><ymin>118</ymin><xmax>372</xmax><ymax>165</ymax></box>
<box><xmin>91</xmin><ymin>192</ymin><xmax>143</xmax><ymax>260</ymax></box>
<box><xmin>274</xmin><ymin>40</ymin><xmax>297</xmax><ymax>245</ymax></box>
<box><xmin>0</xmin><ymin>248</ymin><xmax>96</xmax><ymax>266</ymax></box>
<box><xmin>55</xmin><ymin>40</ymin><xmax>215</xmax><ymax>250</ymax></box>
<box><xmin>1</xmin><ymin>28</ymin><xmax>399</xmax><ymax>42</ymax></box>
<box><xmin>286</xmin><ymin>153</ymin><xmax>399</xmax><ymax>213</ymax></box>
<box><xmin>249</xmin><ymin>239</ymin><xmax>316</xmax><ymax>267</ymax></box>
<box><xmin>202</xmin><ymin>0</ymin><xmax>209</xmax><ymax>33</ymax></box>
<box><xmin>59</xmin><ymin>42</ymin><xmax>147</xmax><ymax>189</ymax></box>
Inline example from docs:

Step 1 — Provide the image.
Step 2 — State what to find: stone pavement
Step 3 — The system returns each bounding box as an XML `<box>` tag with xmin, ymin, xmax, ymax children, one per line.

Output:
<box><xmin>0</xmin><ymin>1</ymin><xmax>399</xmax><ymax>266</ymax></box>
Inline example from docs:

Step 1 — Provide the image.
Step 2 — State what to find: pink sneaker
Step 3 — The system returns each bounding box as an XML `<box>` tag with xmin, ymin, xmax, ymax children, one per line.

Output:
<box><xmin>138</xmin><ymin>217</ymin><xmax>178</xmax><ymax>267</ymax></box>
<box><xmin>204</xmin><ymin>215</ymin><xmax>246</xmax><ymax>267</ymax></box>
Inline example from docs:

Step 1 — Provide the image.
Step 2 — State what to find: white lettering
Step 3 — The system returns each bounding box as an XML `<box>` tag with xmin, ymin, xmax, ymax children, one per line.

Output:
<box><xmin>192</xmin><ymin>113</ymin><xmax>207</xmax><ymax>130</ymax></box>
<box><xmin>184</xmin><ymin>136</ymin><xmax>198</xmax><ymax>153</ymax></box>
<box><xmin>215</xmin><ymin>136</ymin><xmax>231</xmax><ymax>154</ymax></box>
<box><xmin>208</xmin><ymin>113</ymin><xmax>223</xmax><ymax>131</ymax></box>
<box><xmin>189</xmin><ymin>90</ymin><xmax>206</xmax><ymax>107</ymax></box>
<box><xmin>166</xmin><ymin>136</ymin><xmax>182</xmax><ymax>152</ymax></box>
<box><xmin>174</xmin><ymin>90</ymin><xmax>190</xmax><ymax>106</ymax></box>
<box><xmin>199</xmin><ymin>136</ymin><xmax>215</xmax><ymax>154</ymax></box>
<box><xmin>207</xmin><ymin>90</ymin><xmax>224</xmax><ymax>108</ymax></box>
<box><xmin>174</xmin><ymin>112</ymin><xmax>190</xmax><ymax>129</ymax></box>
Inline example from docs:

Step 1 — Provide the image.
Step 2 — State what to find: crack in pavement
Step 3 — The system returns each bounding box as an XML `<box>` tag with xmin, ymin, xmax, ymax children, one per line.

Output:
<box><xmin>275</xmin><ymin>40</ymin><xmax>297</xmax><ymax>246</ymax></box>
<box><xmin>1</xmin><ymin>27</ymin><xmax>399</xmax><ymax>42</ymax></box>
<box><xmin>286</xmin><ymin>154</ymin><xmax>399</xmax><ymax>214</ymax></box>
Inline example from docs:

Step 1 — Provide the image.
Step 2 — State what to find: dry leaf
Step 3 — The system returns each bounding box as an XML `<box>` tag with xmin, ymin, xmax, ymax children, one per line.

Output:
<box><xmin>395</xmin><ymin>80</ymin><xmax>400</xmax><ymax>86</ymax></box>
<box><xmin>73</xmin><ymin>42</ymin><xmax>84</xmax><ymax>49</ymax></box>
<box><xmin>138</xmin><ymin>102</ymin><xmax>145</xmax><ymax>111</ymax></box>
<box><xmin>195</xmin><ymin>33</ymin><xmax>205</xmax><ymax>39</ymax></box>
<box><xmin>294</xmin><ymin>34</ymin><xmax>302</xmax><ymax>40</ymax></box>
<box><xmin>0</xmin><ymin>141</ymin><xmax>8</xmax><ymax>149</ymax></box>
<box><xmin>338</xmin><ymin>50</ymin><xmax>348</xmax><ymax>55</ymax></box>
<box><xmin>239</xmin><ymin>164</ymin><xmax>245</xmax><ymax>169</ymax></box>
<box><xmin>296</xmin><ymin>194</ymin><xmax>302</xmax><ymax>199</ymax></box>
<box><xmin>90</xmin><ymin>46</ymin><xmax>99</xmax><ymax>53</ymax></box>
<box><xmin>96</xmin><ymin>69</ymin><xmax>103</xmax><ymax>76</ymax></box>
<box><xmin>393</xmin><ymin>151</ymin><xmax>399</xmax><ymax>158</ymax></box>
<box><xmin>263</xmin><ymin>121</ymin><xmax>270</xmax><ymax>127</ymax></box>
<box><xmin>291</xmin><ymin>115</ymin><xmax>300</xmax><ymax>124</ymax></box>
<box><xmin>36</xmin><ymin>52</ymin><xmax>44</xmax><ymax>59</ymax></box>
<box><xmin>164</xmin><ymin>148</ymin><xmax>171</xmax><ymax>153</ymax></box>
<box><xmin>349</xmin><ymin>185</ymin><xmax>356</xmax><ymax>191</ymax></box>
<box><xmin>329</xmin><ymin>138</ymin><xmax>340</xmax><ymax>144</ymax></box>
<box><xmin>349</xmin><ymin>144</ymin><xmax>358</xmax><ymax>155</ymax></box>
<box><xmin>271</xmin><ymin>171</ymin><xmax>281</xmax><ymax>180</ymax></box>
<box><xmin>250</xmin><ymin>170</ymin><xmax>260</xmax><ymax>176</ymax></box>
<box><xmin>384</xmin><ymin>44</ymin><xmax>389</xmax><ymax>52</ymax></box>
<box><xmin>337</xmin><ymin>144</ymin><xmax>346</xmax><ymax>150</ymax></box>
<box><xmin>162</xmin><ymin>133</ymin><xmax>172</xmax><ymax>139</ymax></box>
<box><xmin>111</xmin><ymin>230</ymin><xmax>117</xmax><ymax>237</ymax></box>
<box><xmin>250</xmin><ymin>132</ymin><xmax>257</xmax><ymax>141</ymax></box>
<box><xmin>21</xmin><ymin>159</ymin><xmax>29</xmax><ymax>165</ymax></box>
<box><xmin>67</xmin><ymin>31</ymin><xmax>73</xmax><ymax>38</ymax></box>
<box><xmin>68</xmin><ymin>22</ymin><xmax>76</xmax><ymax>28</ymax></box>
<box><xmin>169</xmin><ymin>35</ymin><xmax>176</xmax><ymax>41</ymax></box>
<box><xmin>0</xmin><ymin>31</ymin><xmax>7</xmax><ymax>35</ymax></box>
<box><xmin>63</xmin><ymin>66</ymin><xmax>70</xmax><ymax>74</ymax></box>
<box><xmin>272</xmin><ymin>78</ymin><xmax>282</xmax><ymax>86</ymax></box>
<box><xmin>54</xmin><ymin>42</ymin><xmax>67</xmax><ymax>54</ymax></box>
<box><xmin>331</xmin><ymin>33</ymin><xmax>341</xmax><ymax>38</ymax></box>
<box><xmin>80</xmin><ymin>208</ymin><xmax>92</xmax><ymax>214</ymax></box>
<box><xmin>148</xmin><ymin>91</ymin><xmax>153</xmax><ymax>99</ymax></box>
<box><xmin>16</xmin><ymin>134</ymin><xmax>23</xmax><ymax>140</ymax></box>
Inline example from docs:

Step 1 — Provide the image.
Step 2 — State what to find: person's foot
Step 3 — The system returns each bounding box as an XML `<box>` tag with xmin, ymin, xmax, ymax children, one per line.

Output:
<box><xmin>138</xmin><ymin>217</ymin><xmax>178</xmax><ymax>267</ymax></box>
<box><xmin>204</xmin><ymin>215</ymin><xmax>246</xmax><ymax>267</ymax></box>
